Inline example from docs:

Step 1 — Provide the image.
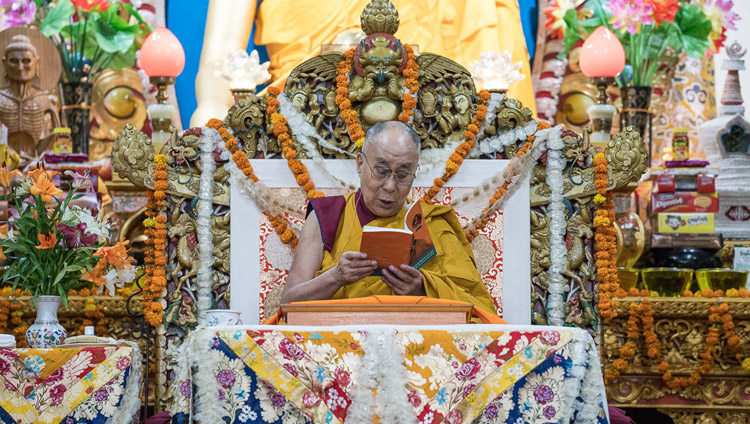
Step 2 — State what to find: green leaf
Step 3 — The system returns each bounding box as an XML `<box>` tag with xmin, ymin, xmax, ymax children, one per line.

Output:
<box><xmin>93</xmin><ymin>15</ymin><xmax>136</xmax><ymax>53</ymax></box>
<box><xmin>560</xmin><ymin>9</ymin><xmax>583</xmax><ymax>58</ymax></box>
<box><xmin>122</xmin><ymin>3</ymin><xmax>151</xmax><ymax>31</ymax></box>
<box><xmin>674</xmin><ymin>4</ymin><xmax>712</xmax><ymax>59</ymax></box>
<box><xmin>58</xmin><ymin>285</ymin><xmax>68</xmax><ymax>309</ymax></box>
<box><xmin>39</xmin><ymin>0</ymin><xmax>75</xmax><ymax>37</ymax></box>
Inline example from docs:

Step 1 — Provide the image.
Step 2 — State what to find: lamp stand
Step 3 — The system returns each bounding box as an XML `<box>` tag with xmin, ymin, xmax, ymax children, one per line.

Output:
<box><xmin>147</xmin><ymin>76</ymin><xmax>176</xmax><ymax>153</ymax></box>
<box><xmin>588</xmin><ymin>76</ymin><xmax>616</xmax><ymax>150</ymax></box>
<box><xmin>231</xmin><ymin>88</ymin><xmax>256</xmax><ymax>106</ymax></box>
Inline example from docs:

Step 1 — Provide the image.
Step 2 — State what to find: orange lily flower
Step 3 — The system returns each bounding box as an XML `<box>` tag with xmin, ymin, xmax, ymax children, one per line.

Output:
<box><xmin>30</xmin><ymin>175</ymin><xmax>64</xmax><ymax>203</ymax></box>
<box><xmin>0</xmin><ymin>166</ymin><xmax>21</xmax><ymax>188</ymax></box>
<box><xmin>81</xmin><ymin>270</ymin><xmax>107</xmax><ymax>288</ymax></box>
<box><xmin>26</xmin><ymin>167</ymin><xmax>60</xmax><ymax>183</ymax></box>
<box><xmin>36</xmin><ymin>233</ymin><xmax>57</xmax><ymax>249</ymax></box>
<box><xmin>94</xmin><ymin>240</ymin><xmax>130</xmax><ymax>268</ymax></box>
<box><xmin>0</xmin><ymin>224</ymin><xmax>8</xmax><ymax>239</ymax></box>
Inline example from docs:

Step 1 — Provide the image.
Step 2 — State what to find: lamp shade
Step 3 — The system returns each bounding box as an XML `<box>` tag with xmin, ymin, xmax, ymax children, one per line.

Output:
<box><xmin>140</xmin><ymin>27</ymin><xmax>185</xmax><ymax>78</ymax></box>
<box><xmin>579</xmin><ymin>26</ymin><xmax>625</xmax><ymax>78</ymax></box>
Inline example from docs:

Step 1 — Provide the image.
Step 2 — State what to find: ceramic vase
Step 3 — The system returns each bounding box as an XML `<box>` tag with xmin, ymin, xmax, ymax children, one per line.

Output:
<box><xmin>61</xmin><ymin>82</ymin><xmax>93</xmax><ymax>156</ymax></box>
<box><xmin>26</xmin><ymin>296</ymin><xmax>67</xmax><ymax>348</ymax></box>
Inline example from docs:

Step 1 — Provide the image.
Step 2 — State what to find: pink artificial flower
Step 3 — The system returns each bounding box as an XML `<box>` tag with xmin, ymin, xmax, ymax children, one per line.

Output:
<box><xmin>608</xmin><ymin>0</ymin><xmax>655</xmax><ymax>35</ymax></box>
<box><xmin>0</xmin><ymin>1</ymin><xmax>36</xmax><ymax>30</ymax></box>
<box><xmin>704</xmin><ymin>0</ymin><xmax>741</xmax><ymax>53</ymax></box>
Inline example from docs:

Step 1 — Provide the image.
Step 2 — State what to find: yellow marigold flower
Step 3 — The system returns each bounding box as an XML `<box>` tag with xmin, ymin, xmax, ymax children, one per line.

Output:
<box><xmin>593</xmin><ymin>194</ymin><xmax>607</xmax><ymax>205</ymax></box>
<box><xmin>742</xmin><ymin>358</ymin><xmax>750</xmax><ymax>373</ymax></box>
<box><xmin>726</xmin><ymin>288</ymin><xmax>739</xmax><ymax>298</ymax></box>
<box><xmin>354</xmin><ymin>137</ymin><xmax>365</xmax><ymax>149</ymax></box>
<box><xmin>154</xmin><ymin>154</ymin><xmax>169</xmax><ymax>164</ymax></box>
<box><xmin>593</xmin><ymin>216</ymin><xmax>610</xmax><ymax>227</ymax></box>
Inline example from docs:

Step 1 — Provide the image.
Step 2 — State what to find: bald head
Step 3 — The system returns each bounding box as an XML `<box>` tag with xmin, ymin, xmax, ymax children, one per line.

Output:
<box><xmin>363</xmin><ymin>121</ymin><xmax>420</xmax><ymax>156</ymax></box>
<box><xmin>357</xmin><ymin>121</ymin><xmax>420</xmax><ymax>217</ymax></box>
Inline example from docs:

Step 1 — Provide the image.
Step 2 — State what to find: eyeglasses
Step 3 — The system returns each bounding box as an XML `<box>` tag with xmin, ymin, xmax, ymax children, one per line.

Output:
<box><xmin>362</xmin><ymin>153</ymin><xmax>418</xmax><ymax>186</ymax></box>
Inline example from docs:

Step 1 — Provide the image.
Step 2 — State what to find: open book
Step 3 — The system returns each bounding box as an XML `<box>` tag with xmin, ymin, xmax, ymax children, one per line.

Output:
<box><xmin>359</xmin><ymin>202</ymin><xmax>437</xmax><ymax>276</ymax></box>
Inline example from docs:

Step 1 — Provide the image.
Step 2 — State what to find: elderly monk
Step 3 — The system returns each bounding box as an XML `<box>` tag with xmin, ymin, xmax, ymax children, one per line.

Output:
<box><xmin>280</xmin><ymin>121</ymin><xmax>497</xmax><ymax>314</ymax></box>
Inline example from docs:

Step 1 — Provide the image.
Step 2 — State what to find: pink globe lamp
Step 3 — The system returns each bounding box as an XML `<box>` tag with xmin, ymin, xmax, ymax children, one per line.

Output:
<box><xmin>579</xmin><ymin>26</ymin><xmax>625</xmax><ymax>148</ymax></box>
<box><xmin>139</xmin><ymin>27</ymin><xmax>185</xmax><ymax>148</ymax></box>
<box><xmin>140</xmin><ymin>27</ymin><xmax>185</xmax><ymax>103</ymax></box>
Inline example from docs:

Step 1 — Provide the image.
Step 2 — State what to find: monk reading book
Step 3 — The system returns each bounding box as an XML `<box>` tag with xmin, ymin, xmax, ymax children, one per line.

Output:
<box><xmin>280</xmin><ymin>121</ymin><xmax>497</xmax><ymax>316</ymax></box>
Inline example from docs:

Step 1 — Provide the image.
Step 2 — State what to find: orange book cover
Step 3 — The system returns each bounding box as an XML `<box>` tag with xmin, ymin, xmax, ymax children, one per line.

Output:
<box><xmin>360</xmin><ymin>202</ymin><xmax>436</xmax><ymax>275</ymax></box>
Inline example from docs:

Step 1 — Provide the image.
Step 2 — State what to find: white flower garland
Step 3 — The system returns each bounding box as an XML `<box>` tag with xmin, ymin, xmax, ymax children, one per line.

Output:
<box><xmin>278</xmin><ymin>94</ymin><xmax>358</xmax><ymax>190</ymax></box>
<box><xmin>349</xmin><ymin>329</ymin><xmax>416</xmax><ymax>424</ymax></box>
<box><xmin>575</xmin><ymin>337</ymin><xmax>607</xmax><ymax>422</ymax></box>
<box><xmin>471</xmin><ymin>92</ymin><xmax>504</xmax><ymax>154</ymax></box>
<box><xmin>545</xmin><ymin>132</ymin><xmax>567</xmax><ymax>326</ymax></box>
<box><xmin>456</xmin><ymin>126</ymin><xmax>558</xmax><ymax>236</ymax></box>
<box><xmin>556</xmin><ymin>329</ymin><xmax>608</xmax><ymax>424</ymax></box>
<box><xmin>196</xmin><ymin>128</ymin><xmax>217</xmax><ymax>325</ymax></box>
<box><xmin>218</xmin><ymin>137</ymin><xmax>302</xmax><ymax>218</ymax></box>
<box><xmin>109</xmin><ymin>340</ymin><xmax>144</xmax><ymax>424</ymax></box>
<box><xmin>471</xmin><ymin>119</ymin><xmax>540</xmax><ymax>158</ymax></box>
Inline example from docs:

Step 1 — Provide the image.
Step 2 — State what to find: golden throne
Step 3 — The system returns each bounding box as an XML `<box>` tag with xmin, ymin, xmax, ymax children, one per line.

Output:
<box><xmin>112</xmin><ymin>0</ymin><xmax>646</xmax><ymax>408</ymax></box>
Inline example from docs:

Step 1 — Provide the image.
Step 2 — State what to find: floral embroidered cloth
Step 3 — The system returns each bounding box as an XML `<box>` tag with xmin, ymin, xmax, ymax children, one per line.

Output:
<box><xmin>170</xmin><ymin>325</ymin><xmax>608</xmax><ymax>423</ymax></box>
<box><xmin>0</xmin><ymin>344</ymin><xmax>141</xmax><ymax>424</ymax></box>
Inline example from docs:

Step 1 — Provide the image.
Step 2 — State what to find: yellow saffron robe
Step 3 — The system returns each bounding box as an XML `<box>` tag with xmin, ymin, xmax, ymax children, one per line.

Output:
<box><xmin>319</xmin><ymin>193</ymin><xmax>497</xmax><ymax>315</ymax></box>
<box><xmin>255</xmin><ymin>0</ymin><xmax>536</xmax><ymax>114</ymax></box>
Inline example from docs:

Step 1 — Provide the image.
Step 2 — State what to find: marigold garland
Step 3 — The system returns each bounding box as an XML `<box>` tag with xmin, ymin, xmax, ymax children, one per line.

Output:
<box><xmin>78</xmin><ymin>297</ymin><xmax>108</xmax><ymax>336</ymax></box>
<box><xmin>266</xmin><ymin>212</ymin><xmax>299</xmax><ymax>250</ymax></box>
<box><xmin>605</xmin><ymin>289</ymin><xmax>748</xmax><ymax>388</ymax></box>
<box><xmin>594</xmin><ymin>151</ymin><xmax>618</xmax><ymax>321</ymax></box>
<box><xmin>463</xmin><ymin>122</ymin><xmax>550</xmax><ymax>242</ymax></box>
<box><xmin>422</xmin><ymin>89</ymin><xmax>491</xmax><ymax>203</ymax></box>
<box><xmin>335</xmin><ymin>45</ymin><xmax>419</xmax><ymax>149</ymax></box>
<box><xmin>142</xmin><ymin>154</ymin><xmax>170</xmax><ymax>327</ymax></box>
<box><xmin>0</xmin><ymin>288</ymin><xmax>27</xmax><ymax>346</ymax></box>
<box><xmin>206</xmin><ymin>117</ymin><xmax>304</xmax><ymax>249</ymax></box>
<box><xmin>264</xmin><ymin>87</ymin><xmax>324</xmax><ymax>199</ymax></box>
<box><xmin>0</xmin><ymin>296</ymin><xmax>9</xmax><ymax>335</ymax></box>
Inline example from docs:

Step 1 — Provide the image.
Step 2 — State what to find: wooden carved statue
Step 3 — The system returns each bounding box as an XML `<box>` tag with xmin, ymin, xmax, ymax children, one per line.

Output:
<box><xmin>0</xmin><ymin>28</ymin><xmax>61</xmax><ymax>159</ymax></box>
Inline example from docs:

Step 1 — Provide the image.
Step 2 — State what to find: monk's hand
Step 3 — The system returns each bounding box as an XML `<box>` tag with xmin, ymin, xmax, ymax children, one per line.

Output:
<box><xmin>331</xmin><ymin>252</ymin><xmax>378</xmax><ymax>286</ymax></box>
<box><xmin>382</xmin><ymin>265</ymin><xmax>426</xmax><ymax>296</ymax></box>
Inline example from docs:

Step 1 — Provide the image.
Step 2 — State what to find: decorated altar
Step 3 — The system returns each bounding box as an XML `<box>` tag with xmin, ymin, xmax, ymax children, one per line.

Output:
<box><xmin>0</xmin><ymin>343</ymin><xmax>142</xmax><ymax>424</ymax></box>
<box><xmin>170</xmin><ymin>325</ymin><xmax>608</xmax><ymax>424</ymax></box>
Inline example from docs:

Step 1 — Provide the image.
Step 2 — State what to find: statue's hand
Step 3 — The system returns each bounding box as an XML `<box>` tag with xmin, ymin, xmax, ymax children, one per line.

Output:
<box><xmin>382</xmin><ymin>265</ymin><xmax>425</xmax><ymax>296</ymax></box>
<box><xmin>331</xmin><ymin>251</ymin><xmax>377</xmax><ymax>286</ymax></box>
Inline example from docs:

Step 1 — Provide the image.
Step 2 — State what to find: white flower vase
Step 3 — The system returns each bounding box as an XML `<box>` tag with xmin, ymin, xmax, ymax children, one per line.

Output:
<box><xmin>26</xmin><ymin>296</ymin><xmax>67</xmax><ymax>348</ymax></box>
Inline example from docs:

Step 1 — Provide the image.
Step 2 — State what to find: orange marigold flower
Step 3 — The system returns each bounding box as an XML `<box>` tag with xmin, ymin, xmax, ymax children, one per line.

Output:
<box><xmin>206</xmin><ymin>118</ymin><xmax>223</xmax><ymax>129</ymax></box>
<box><xmin>296</xmin><ymin>174</ymin><xmax>310</xmax><ymax>185</ymax></box>
<box><xmin>267</xmin><ymin>86</ymin><xmax>281</xmax><ymax>96</ymax></box>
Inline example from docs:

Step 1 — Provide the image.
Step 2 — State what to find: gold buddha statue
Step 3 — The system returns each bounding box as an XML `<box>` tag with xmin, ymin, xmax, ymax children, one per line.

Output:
<box><xmin>0</xmin><ymin>34</ymin><xmax>60</xmax><ymax>158</ymax></box>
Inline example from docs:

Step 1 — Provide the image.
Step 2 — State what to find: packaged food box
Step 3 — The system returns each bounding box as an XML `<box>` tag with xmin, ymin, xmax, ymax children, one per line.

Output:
<box><xmin>656</xmin><ymin>213</ymin><xmax>715</xmax><ymax>234</ymax></box>
<box><xmin>651</xmin><ymin>233</ymin><xmax>723</xmax><ymax>249</ymax></box>
<box><xmin>650</xmin><ymin>192</ymin><xmax>718</xmax><ymax>214</ymax></box>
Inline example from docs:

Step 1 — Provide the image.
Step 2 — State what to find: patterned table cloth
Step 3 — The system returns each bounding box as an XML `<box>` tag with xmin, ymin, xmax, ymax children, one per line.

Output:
<box><xmin>0</xmin><ymin>344</ymin><xmax>142</xmax><ymax>424</ymax></box>
<box><xmin>171</xmin><ymin>325</ymin><xmax>608</xmax><ymax>424</ymax></box>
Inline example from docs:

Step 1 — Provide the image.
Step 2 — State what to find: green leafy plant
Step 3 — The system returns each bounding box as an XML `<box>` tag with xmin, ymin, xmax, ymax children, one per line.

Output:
<box><xmin>550</xmin><ymin>0</ymin><xmax>718</xmax><ymax>87</ymax></box>
<box><xmin>0</xmin><ymin>169</ymin><xmax>110</xmax><ymax>307</ymax></box>
<box><xmin>38</xmin><ymin>0</ymin><xmax>151</xmax><ymax>83</ymax></box>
